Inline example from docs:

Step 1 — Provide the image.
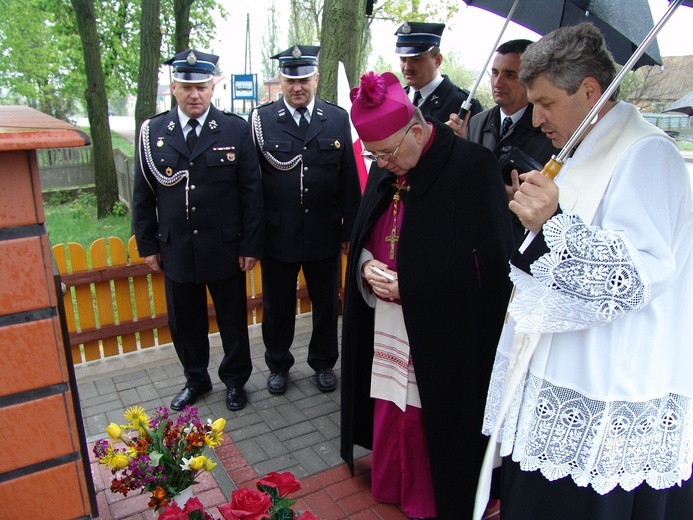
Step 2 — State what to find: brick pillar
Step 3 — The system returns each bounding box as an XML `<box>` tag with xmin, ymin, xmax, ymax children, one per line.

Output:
<box><xmin>0</xmin><ymin>106</ymin><xmax>96</xmax><ymax>519</ymax></box>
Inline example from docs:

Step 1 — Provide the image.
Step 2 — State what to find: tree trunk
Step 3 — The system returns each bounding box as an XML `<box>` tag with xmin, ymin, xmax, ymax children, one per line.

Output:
<box><xmin>318</xmin><ymin>0</ymin><xmax>369</xmax><ymax>103</ymax></box>
<box><xmin>135</xmin><ymin>0</ymin><xmax>162</xmax><ymax>147</ymax></box>
<box><xmin>173</xmin><ymin>0</ymin><xmax>193</xmax><ymax>54</ymax></box>
<box><xmin>71</xmin><ymin>0</ymin><xmax>118</xmax><ymax>218</ymax></box>
<box><xmin>171</xmin><ymin>0</ymin><xmax>194</xmax><ymax>109</ymax></box>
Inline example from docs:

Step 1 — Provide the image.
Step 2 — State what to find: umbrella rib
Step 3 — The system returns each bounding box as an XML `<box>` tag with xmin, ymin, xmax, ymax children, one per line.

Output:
<box><xmin>461</xmin><ymin>0</ymin><xmax>522</xmax><ymax>113</ymax></box>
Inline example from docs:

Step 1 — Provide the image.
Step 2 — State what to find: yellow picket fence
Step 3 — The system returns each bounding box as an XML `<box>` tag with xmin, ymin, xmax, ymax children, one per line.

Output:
<box><xmin>52</xmin><ymin>236</ymin><xmax>343</xmax><ymax>365</ymax></box>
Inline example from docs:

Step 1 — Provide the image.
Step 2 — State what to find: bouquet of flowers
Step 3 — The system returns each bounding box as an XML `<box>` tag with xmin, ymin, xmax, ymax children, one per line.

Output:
<box><xmin>93</xmin><ymin>405</ymin><xmax>226</xmax><ymax>510</ymax></box>
<box><xmin>159</xmin><ymin>471</ymin><xmax>319</xmax><ymax>520</ymax></box>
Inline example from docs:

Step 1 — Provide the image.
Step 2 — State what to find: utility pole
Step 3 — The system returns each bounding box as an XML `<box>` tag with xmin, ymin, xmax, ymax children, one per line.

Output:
<box><xmin>244</xmin><ymin>13</ymin><xmax>252</xmax><ymax>113</ymax></box>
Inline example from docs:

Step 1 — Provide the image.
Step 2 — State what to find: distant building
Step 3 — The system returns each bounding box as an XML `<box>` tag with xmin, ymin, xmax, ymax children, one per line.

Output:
<box><xmin>635</xmin><ymin>56</ymin><xmax>693</xmax><ymax>112</ymax></box>
<box><xmin>262</xmin><ymin>76</ymin><xmax>282</xmax><ymax>104</ymax></box>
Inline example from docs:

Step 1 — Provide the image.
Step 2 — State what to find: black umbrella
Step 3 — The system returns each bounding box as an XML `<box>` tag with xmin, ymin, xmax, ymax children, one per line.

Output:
<box><xmin>664</xmin><ymin>90</ymin><xmax>693</xmax><ymax>116</ymax></box>
<box><xmin>458</xmin><ymin>0</ymin><xmax>662</xmax><ymax>116</ymax></box>
<box><xmin>461</xmin><ymin>0</ymin><xmax>662</xmax><ymax>68</ymax></box>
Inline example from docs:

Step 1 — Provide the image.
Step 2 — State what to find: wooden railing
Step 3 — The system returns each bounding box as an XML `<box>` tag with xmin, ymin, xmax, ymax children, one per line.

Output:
<box><xmin>52</xmin><ymin>236</ymin><xmax>344</xmax><ymax>365</ymax></box>
<box><xmin>38</xmin><ymin>146</ymin><xmax>135</xmax><ymax>209</ymax></box>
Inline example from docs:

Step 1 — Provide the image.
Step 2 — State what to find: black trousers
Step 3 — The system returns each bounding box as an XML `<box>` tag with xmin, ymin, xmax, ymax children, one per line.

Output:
<box><xmin>501</xmin><ymin>457</ymin><xmax>693</xmax><ymax>520</ymax></box>
<box><xmin>165</xmin><ymin>274</ymin><xmax>252</xmax><ymax>389</ymax></box>
<box><xmin>261</xmin><ymin>255</ymin><xmax>340</xmax><ymax>373</ymax></box>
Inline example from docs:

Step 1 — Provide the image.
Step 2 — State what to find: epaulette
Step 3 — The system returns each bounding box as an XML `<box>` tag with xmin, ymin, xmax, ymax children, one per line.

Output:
<box><xmin>148</xmin><ymin>109</ymin><xmax>172</xmax><ymax>121</ymax></box>
<box><xmin>221</xmin><ymin>109</ymin><xmax>247</xmax><ymax>122</ymax></box>
<box><xmin>322</xmin><ymin>100</ymin><xmax>348</xmax><ymax>113</ymax></box>
<box><xmin>255</xmin><ymin>100</ymin><xmax>275</xmax><ymax>110</ymax></box>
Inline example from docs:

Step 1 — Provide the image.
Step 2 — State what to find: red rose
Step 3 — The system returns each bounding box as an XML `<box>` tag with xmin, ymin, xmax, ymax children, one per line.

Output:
<box><xmin>257</xmin><ymin>471</ymin><xmax>301</xmax><ymax>497</ymax></box>
<box><xmin>158</xmin><ymin>502</ymin><xmax>185</xmax><ymax>520</ymax></box>
<box><xmin>295</xmin><ymin>512</ymin><xmax>320</xmax><ymax>520</ymax></box>
<box><xmin>182</xmin><ymin>497</ymin><xmax>206</xmax><ymax>515</ymax></box>
<box><xmin>218</xmin><ymin>488</ymin><xmax>272</xmax><ymax>520</ymax></box>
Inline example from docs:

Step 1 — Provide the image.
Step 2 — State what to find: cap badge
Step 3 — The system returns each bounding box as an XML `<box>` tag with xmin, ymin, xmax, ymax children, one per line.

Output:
<box><xmin>157</xmin><ymin>137</ymin><xmax>164</xmax><ymax>147</ymax></box>
<box><xmin>291</xmin><ymin>45</ymin><xmax>302</xmax><ymax>59</ymax></box>
<box><xmin>402</xmin><ymin>22</ymin><xmax>412</xmax><ymax>34</ymax></box>
<box><xmin>186</xmin><ymin>51</ymin><xmax>197</xmax><ymax>65</ymax></box>
<box><xmin>165</xmin><ymin>167</ymin><xmax>173</xmax><ymax>177</ymax></box>
<box><xmin>209</xmin><ymin>120</ymin><xmax>218</xmax><ymax>130</ymax></box>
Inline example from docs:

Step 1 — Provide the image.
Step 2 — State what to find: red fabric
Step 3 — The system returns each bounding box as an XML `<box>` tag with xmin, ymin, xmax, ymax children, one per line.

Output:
<box><xmin>371</xmin><ymin>399</ymin><xmax>437</xmax><ymax>518</ymax></box>
<box><xmin>352</xmin><ymin>138</ymin><xmax>369</xmax><ymax>193</ymax></box>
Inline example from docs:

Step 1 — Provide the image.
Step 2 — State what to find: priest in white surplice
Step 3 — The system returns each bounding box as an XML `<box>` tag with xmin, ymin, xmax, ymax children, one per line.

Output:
<box><xmin>477</xmin><ymin>23</ymin><xmax>693</xmax><ymax>520</ymax></box>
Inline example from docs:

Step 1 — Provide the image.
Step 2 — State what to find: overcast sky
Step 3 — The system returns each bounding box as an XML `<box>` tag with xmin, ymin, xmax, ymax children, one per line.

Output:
<box><xmin>210</xmin><ymin>1</ymin><xmax>693</xmax><ymax>81</ymax></box>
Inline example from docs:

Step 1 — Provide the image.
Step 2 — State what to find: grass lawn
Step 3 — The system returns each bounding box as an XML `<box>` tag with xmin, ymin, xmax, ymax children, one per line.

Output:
<box><xmin>44</xmin><ymin>191</ymin><xmax>132</xmax><ymax>250</ymax></box>
<box><xmin>43</xmin><ymin>126</ymin><xmax>135</xmax><ymax>250</ymax></box>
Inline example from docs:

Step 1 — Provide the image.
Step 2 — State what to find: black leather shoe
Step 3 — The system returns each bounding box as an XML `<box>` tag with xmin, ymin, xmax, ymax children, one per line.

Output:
<box><xmin>170</xmin><ymin>385</ymin><xmax>212</xmax><ymax>411</ymax></box>
<box><xmin>315</xmin><ymin>368</ymin><xmax>337</xmax><ymax>392</ymax></box>
<box><xmin>267</xmin><ymin>372</ymin><xmax>288</xmax><ymax>394</ymax></box>
<box><xmin>226</xmin><ymin>387</ymin><xmax>247</xmax><ymax>411</ymax></box>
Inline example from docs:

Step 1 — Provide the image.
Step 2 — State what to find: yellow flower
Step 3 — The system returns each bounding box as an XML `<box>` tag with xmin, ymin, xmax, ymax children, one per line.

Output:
<box><xmin>112</xmin><ymin>453</ymin><xmax>130</xmax><ymax>469</ymax></box>
<box><xmin>126</xmin><ymin>445</ymin><xmax>139</xmax><ymax>458</ymax></box>
<box><xmin>202</xmin><ymin>456</ymin><xmax>217</xmax><ymax>472</ymax></box>
<box><xmin>106</xmin><ymin>423</ymin><xmax>122</xmax><ymax>439</ymax></box>
<box><xmin>124</xmin><ymin>405</ymin><xmax>150</xmax><ymax>433</ymax></box>
<box><xmin>189</xmin><ymin>456</ymin><xmax>205</xmax><ymax>471</ymax></box>
<box><xmin>98</xmin><ymin>444</ymin><xmax>115</xmax><ymax>466</ymax></box>
<box><xmin>210</xmin><ymin>418</ymin><xmax>226</xmax><ymax>433</ymax></box>
<box><xmin>205</xmin><ymin>430</ymin><xmax>224</xmax><ymax>448</ymax></box>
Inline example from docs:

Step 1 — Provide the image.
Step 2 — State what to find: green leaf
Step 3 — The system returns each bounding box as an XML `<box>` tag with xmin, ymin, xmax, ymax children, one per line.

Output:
<box><xmin>149</xmin><ymin>450</ymin><xmax>163</xmax><ymax>466</ymax></box>
<box><xmin>258</xmin><ymin>484</ymin><xmax>280</xmax><ymax>501</ymax></box>
<box><xmin>271</xmin><ymin>507</ymin><xmax>295</xmax><ymax>520</ymax></box>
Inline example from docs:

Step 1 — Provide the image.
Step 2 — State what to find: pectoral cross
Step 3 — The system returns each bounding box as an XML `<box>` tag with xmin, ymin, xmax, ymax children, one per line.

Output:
<box><xmin>385</xmin><ymin>230</ymin><xmax>399</xmax><ymax>260</ymax></box>
<box><xmin>386</xmin><ymin>181</ymin><xmax>410</xmax><ymax>260</ymax></box>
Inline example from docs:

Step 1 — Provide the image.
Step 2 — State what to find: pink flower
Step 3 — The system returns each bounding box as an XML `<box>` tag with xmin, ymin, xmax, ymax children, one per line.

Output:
<box><xmin>218</xmin><ymin>488</ymin><xmax>272</xmax><ymax>520</ymax></box>
<box><xmin>257</xmin><ymin>471</ymin><xmax>301</xmax><ymax>497</ymax></box>
<box><xmin>296</xmin><ymin>512</ymin><xmax>320</xmax><ymax>520</ymax></box>
<box><xmin>158</xmin><ymin>502</ymin><xmax>186</xmax><ymax>520</ymax></box>
<box><xmin>182</xmin><ymin>497</ymin><xmax>206</xmax><ymax>515</ymax></box>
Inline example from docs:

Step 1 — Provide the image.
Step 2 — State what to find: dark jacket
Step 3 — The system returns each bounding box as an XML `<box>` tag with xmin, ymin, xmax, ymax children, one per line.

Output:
<box><xmin>250</xmin><ymin>98</ymin><xmax>361</xmax><ymax>263</ymax></box>
<box><xmin>405</xmin><ymin>75</ymin><xmax>484</xmax><ymax>122</ymax></box>
<box><xmin>340</xmin><ymin>119</ymin><xmax>514</xmax><ymax>519</ymax></box>
<box><xmin>132</xmin><ymin>105</ymin><xmax>264</xmax><ymax>284</ymax></box>
<box><xmin>468</xmin><ymin>104</ymin><xmax>559</xmax><ymax>244</ymax></box>
<box><xmin>468</xmin><ymin>103</ymin><xmax>558</xmax><ymax>165</ymax></box>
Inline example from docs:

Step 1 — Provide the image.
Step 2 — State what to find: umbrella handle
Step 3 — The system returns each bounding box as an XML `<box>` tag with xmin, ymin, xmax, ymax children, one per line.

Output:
<box><xmin>541</xmin><ymin>156</ymin><xmax>564</xmax><ymax>180</ymax></box>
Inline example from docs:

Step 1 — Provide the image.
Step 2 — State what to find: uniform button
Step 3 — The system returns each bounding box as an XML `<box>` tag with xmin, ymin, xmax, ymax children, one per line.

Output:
<box><xmin>191</xmin><ymin>207</ymin><xmax>197</xmax><ymax>212</ymax></box>
<box><xmin>190</xmin><ymin>161</ymin><xmax>194</xmax><ymax>166</ymax></box>
<box><xmin>303</xmin><ymin>146</ymin><xmax>307</xmax><ymax>151</ymax></box>
<box><xmin>160</xmin><ymin>159</ymin><xmax>165</xmax><ymax>163</ymax></box>
<box><xmin>304</xmin><ymin>188</ymin><xmax>309</xmax><ymax>192</ymax></box>
<box><xmin>190</xmin><ymin>185</ymin><xmax>196</xmax><ymax>190</ymax></box>
<box><xmin>303</xmin><ymin>166</ymin><xmax>308</xmax><ymax>171</ymax></box>
<box><xmin>305</xmin><ymin>209</ymin><xmax>309</xmax><ymax>214</ymax></box>
<box><xmin>193</xmin><ymin>229</ymin><xmax>199</xmax><ymax>235</ymax></box>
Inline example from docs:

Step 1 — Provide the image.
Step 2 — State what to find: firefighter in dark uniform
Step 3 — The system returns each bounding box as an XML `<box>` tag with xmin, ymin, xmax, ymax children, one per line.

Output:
<box><xmin>396</xmin><ymin>21</ymin><xmax>484</xmax><ymax>122</ymax></box>
<box><xmin>132</xmin><ymin>49</ymin><xmax>264</xmax><ymax>412</ymax></box>
<box><xmin>250</xmin><ymin>45</ymin><xmax>361</xmax><ymax>395</ymax></box>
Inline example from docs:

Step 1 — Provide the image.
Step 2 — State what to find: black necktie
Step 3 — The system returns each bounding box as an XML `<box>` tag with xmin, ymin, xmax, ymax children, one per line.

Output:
<box><xmin>412</xmin><ymin>90</ymin><xmax>422</xmax><ymax>107</ymax></box>
<box><xmin>501</xmin><ymin>116</ymin><xmax>513</xmax><ymax>138</ymax></box>
<box><xmin>297</xmin><ymin>107</ymin><xmax>309</xmax><ymax>135</ymax></box>
<box><xmin>186</xmin><ymin>119</ymin><xmax>199</xmax><ymax>152</ymax></box>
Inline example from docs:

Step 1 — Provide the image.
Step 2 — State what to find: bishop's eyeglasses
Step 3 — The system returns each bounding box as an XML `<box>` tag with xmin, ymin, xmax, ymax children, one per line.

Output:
<box><xmin>361</xmin><ymin>125</ymin><xmax>414</xmax><ymax>162</ymax></box>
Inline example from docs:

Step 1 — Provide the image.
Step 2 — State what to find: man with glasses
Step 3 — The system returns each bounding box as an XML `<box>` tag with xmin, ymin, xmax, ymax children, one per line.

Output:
<box><xmin>340</xmin><ymin>71</ymin><xmax>514</xmax><ymax>519</ymax></box>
